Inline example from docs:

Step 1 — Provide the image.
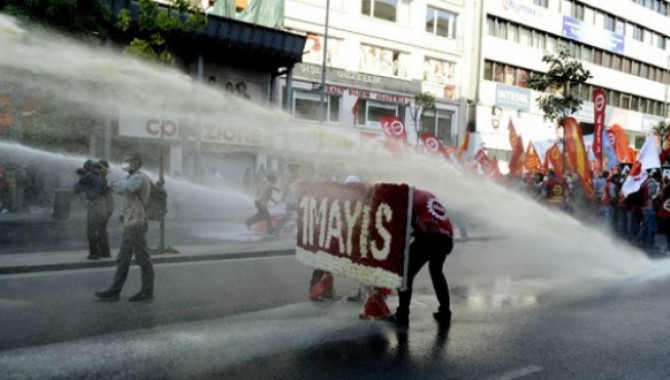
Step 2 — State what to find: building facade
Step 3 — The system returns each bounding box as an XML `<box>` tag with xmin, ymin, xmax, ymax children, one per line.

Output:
<box><xmin>471</xmin><ymin>0</ymin><xmax>670</xmax><ymax>171</ymax></box>
<box><xmin>281</xmin><ymin>0</ymin><xmax>472</xmax><ymax>149</ymax></box>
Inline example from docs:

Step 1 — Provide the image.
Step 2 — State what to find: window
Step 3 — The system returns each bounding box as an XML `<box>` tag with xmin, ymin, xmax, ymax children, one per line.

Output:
<box><xmin>546</xmin><ymin>35</ymin><xmax>557</xmax><ymax>52</ymax></box>
<box><xmin>602</xmin><ymin>52</ymin><xmax>611</xmax><ymax>67</ymax></box>
<box><xmin>421</xmin><ymin>110</ymin><xmax>455</xmax><ymax>146</ymax></box>
<box><xmin>581</xmin><ymin>46</ymin><xmax>592</xmax><ymax>62</ymax></box>
<box><xmin>362</xmin><ymin>0</ymin><xmax>397</xmax><ymax>22</ymax></box>
<box><xmin>631</xmin><ymin>61</ymin><xmax>640</xmax><ymax>76</ymax></box>
<box><xmin>611</xmin><ymin>54</ymin><xmax>621</xmax><ymax>71</ymax></box>
<box><xmin>426</xmin><ymin>7</ymin><xmax>457</xmax><ymax>39</ymax></box>
<box><xmin>519</xmin><ymin>26</ymin><xmax>532</xmax><ymax>46</ymax></box>
<box><xmin>494</xmin><ymin>63</ymin><xmax>504</xmax><ymax>82</ymax></box>
<box><xmin>633</xmin><ymin>24</ymin><xmax>644</xmax><ymax>41</ymax></box>
<box><xmin>517</xmin><ymin>68</ymin><xmax>529</xmax><ymax>87</ymax></box>
<box><xmin>293</xmin><ymin>91</ymin><xmax>340</xmax><ymax>122</ymax></box>
<box><xmin>622</xmin><ymin>57</ymin><xmax>631</xmax><ymax>73</ymax></box>
<box><xmin>360</xmin><ymin>44</ymin><xmax>409</xmax><ymax>78</ymax></box>
<box><xmin>640</xmin><ymin>63</ymin><xmax>649</xmax><ymax>78</ymax></box>
<box><xmin>424</xmin><ymin>57</ymin><xmax>455</xmax><ymax>84</ymax></box>
<box><xmin>495</xmin><ymin>19</ymin><xmax>507</xmax><ymax>39</ymax></box>
<box><xmin>615</xmin><ymin>19</ymin><xmax>625</xmax><ymax>35</ymax></box>
<box><xmin>484</xmin><ymin>61</ymin><xmax>493</xmax><ymax>80</ymax></box>
<box><xmin>532</xmin><ymin>30</ymin><xmax>545</xmax><ymax>49</ymax></box>
<box><xmin>504</xmin><ymin>65</ymin><xmax>516</xmax><ymax>85</ymax></box>
<box><xmin>571</xmin><ymin>2</ymin><xmax>585</xmax><ymax>19</ymax></box>
<box><xmin>533</xmin><ymin>0</ymin><xmax>548</xmax><ymax>7</ymax></box>
<box><xmin>487</xmin><ymin>18</ymin><xmax>495</xmax><ymax>37</ymax></box>
<box><xmin>508</xmin><ymin>23</ymin><xmax>518</xmax><ymax>42</ymax></box>
<box><xmin>593</xmin><ymin>50</ymin><xmax>602</xmax><ymax>65</ymax></box>
<box><xmin>356</xmin><ymin>100</ymin><xmax>403</xmax><ymax>129</ymax></box>
<box><xmin>658</xmin><ymin>35</ymin><xmax>667</xmax><ymax>49</ymax></box>
<box><xmin>620</xmin><ymin>94</ymin><xmax>631</xmax><ymax>109</ymax></box>
<box><xmin>604</xmin><ymin>15</ymin><xmax>616</xmax><ymax>31</ymax></box>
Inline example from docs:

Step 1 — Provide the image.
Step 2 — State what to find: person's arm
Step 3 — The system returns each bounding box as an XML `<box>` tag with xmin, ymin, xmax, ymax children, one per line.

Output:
<box><xmin>109</xmin><ymin>174</ymin><xmax>144</xmax><ymax>196</ymax></box>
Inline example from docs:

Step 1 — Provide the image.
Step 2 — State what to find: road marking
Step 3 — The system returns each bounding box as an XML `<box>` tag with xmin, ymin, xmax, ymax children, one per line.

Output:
<box><xmin>482</xmin><ymin>365</ymin><xmax>543</xmax><ymax>380</ymax></box>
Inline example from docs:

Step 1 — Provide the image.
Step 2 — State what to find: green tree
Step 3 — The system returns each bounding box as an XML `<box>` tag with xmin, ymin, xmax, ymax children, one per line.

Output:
<box><xmin>0</xmin><ymin>0</ymin><xmax>111</xmax><ymax>39</ymax></box>
<box><xmin>526</xmin><ymin>48</ymin><xmax>593</xmax><ymax>169</ymax></box>
<box><xmin>653</xmin><ymin>120</ymin><xmax>670</xmax><ymax>156</ymax></box>
<box><xmin>408</xmin><ymin>92</ymin><xmax>435</xmax><ymax>135</ymax></box>
<box><xmin>115</xmin><ymin>0</ymin><xmax>207</xmax><ymax>64</ymax></box>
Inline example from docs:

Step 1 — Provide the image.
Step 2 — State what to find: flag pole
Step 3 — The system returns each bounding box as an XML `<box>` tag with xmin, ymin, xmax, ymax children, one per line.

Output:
<box><xmin>400</xmin><ymin>186</ymin><xmax>414</xmax><ymax>292</ymax></box>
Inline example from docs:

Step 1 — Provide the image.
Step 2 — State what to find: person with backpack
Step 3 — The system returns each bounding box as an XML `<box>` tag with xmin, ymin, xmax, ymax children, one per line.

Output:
<box><xmin>95</xmin><ymin>151</ymin><xmax>154</xmax><ymax>302</ymax></box>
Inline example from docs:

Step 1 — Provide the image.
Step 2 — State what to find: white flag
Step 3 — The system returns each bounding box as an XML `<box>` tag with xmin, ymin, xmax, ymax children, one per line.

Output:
<box><xmin>621</xmin><ymin>133</ymin><xmax>660</xmax><ymax>197</ymax></box>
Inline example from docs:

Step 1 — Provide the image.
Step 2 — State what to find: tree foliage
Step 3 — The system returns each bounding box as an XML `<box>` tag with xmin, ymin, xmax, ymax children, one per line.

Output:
<box><xmin>116</xmin><ymin>0</ymin><xmax>207</xmax><ymax>64</ymax></box>
<box><xmin>653</xmin><ymin>120</ymin><xmax>670</xmax><ymax>149</ymax></box>
<box><xmin>408</xmin><ymin>92</ymin><xmax>436</xmax><ymax>134</ymax></box>
<box><xmin>0</xmin><ymin>0</ymin><xmax>111</xmax><ymax>39</ymax></box>
<box><xmin>526</xmin><ymin>49</ymin><xmax>592</xmax><ymax>124</ymax></box>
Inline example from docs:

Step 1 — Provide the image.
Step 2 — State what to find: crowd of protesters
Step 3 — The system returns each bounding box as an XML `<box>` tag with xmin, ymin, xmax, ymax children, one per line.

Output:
<box><xmin>511</xmin><ymin>165</ymin><xmax>670</xmax><ymax>256</ymax></box>
<box><xmin>0</xmin><ymin>157</ymin><xmax>56</xmax><ymax>214</ymax></box>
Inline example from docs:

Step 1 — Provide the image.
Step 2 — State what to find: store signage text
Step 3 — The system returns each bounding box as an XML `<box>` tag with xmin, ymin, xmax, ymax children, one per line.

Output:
<box><xmin>325</xmin><ymin>84</ymin><xmax>409</xmax><ymax>104</ymax></box>
<box><xmin>495</xmin><ymin>83</ymin><xmax>531</xmax><ymax>111</ymax></box>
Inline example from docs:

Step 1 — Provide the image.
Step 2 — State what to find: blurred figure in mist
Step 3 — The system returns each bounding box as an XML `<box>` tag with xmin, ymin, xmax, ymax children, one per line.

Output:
<box><xmin>96</xmin><ymin>151</ymin><xmax>154</xmax><ymax>302</ymax></box>
<box><xmin>274</xmin><ymin>164</ymin><xmax>301</xmax><ymax>236</ymax></box>
<box><xmin>635</xmin><ymin>170</ymin><xmax>661</xmax><ymax>252</ymax></box>
<box><xmin>245</xmin><ymin>173</ymin><xmax>279</xmax><ymax>235</ymax></box>
<box><xmin>255</xmin><ymin>164</ymin><xmax>267</xmax><ymax>192</ymax></box>
<box><xmin>0</xmin><ymin>160</ymin><xmax>6</xmax><ymax>213</ymax></box>
<box><xmin>656</xmin><ymin>174</ymin><xmax>670</xmax><ymax>254</ymax></box>
<box><xmin>599</xmin><ymin>171</ymin><xmax>617</xmax><ymax>232</ymax></box>
<box><xmin>243</xmin><ymin>167</ymin><xmax>252</xmax><ymax>193</ymax></box>
<box><xmin>73</xmin><ymin>160</ymin><xmax>110</xmax><ymax>260</ymax></box>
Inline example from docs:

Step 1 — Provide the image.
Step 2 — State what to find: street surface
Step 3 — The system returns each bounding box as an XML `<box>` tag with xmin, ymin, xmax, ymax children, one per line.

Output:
<box><xmin>2</xmin><ymin>239</ymin><xmax>670</xmax><ymax>379</ymax></box>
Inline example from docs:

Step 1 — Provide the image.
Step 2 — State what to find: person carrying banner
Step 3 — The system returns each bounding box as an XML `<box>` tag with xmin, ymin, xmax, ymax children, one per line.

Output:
<box><xmin>384</xmin><ymin>189</ymin><xmax>454</xmax><ymax>328</ymax></box>
<box><xmin>541</xmin><ymin>170</ymin><xmax>567</xmax><ymax>210</ymax></box>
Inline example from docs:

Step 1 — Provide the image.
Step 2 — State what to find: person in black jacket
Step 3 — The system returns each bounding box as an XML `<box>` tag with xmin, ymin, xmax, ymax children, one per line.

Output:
<box><xmin>73</xmin><ymin>160</ymin><xmax>109</xmax><ymax>260</ymax></box>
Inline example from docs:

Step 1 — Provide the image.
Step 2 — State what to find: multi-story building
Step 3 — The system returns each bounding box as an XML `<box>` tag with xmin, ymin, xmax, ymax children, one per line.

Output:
<box><xmin>470</xmin><ymin>0</ymin><xmax>670</xmax><ymax>170</ymax></box>
<box><xmin>280</xmin><ymin>0</ymin><xmax>472</xmax><ymax>150</ymax></box>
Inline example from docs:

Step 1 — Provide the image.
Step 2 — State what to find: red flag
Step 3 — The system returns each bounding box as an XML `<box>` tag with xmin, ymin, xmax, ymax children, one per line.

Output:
<box><xmin>457</xmin><ymin>129</ymin><xmax>470</xmax><ymax>160</ymax></box>
<box><xmin>592</xmin><ymin>89</ymin><xmax>606</xmax><ymax>167</ymax></box>
<box><xmin>524</xmin><ymin>142</ymin><xmax>542</xmax><ymax>173</ymax></box>
<box><xmin>490</xmin><ymin>156</ymin><xmax>502</xmax><ymax>180</ymax></box>
<box><xmin>379</xmin><ymin>115</ymin><xmax>407</xmax><ymax>143</ymax></box>
<box><xmin>622</xmin><ymin>133</ymin><xmax>661</xmax><ymax>196</ymax></box>
<box><xmin>608</xmin><ymin>124</ymin><xmax>632</xmax><ymax>163</ymax></box>
<box><xmin>564</xmin><ymin>117</ymin><xmax>595</xmax><ymax>200</ymax></box>
<box><xmin>419</xmin><ymin>132</ymin><xmax>448</xmax><ymax>159</ymax></box>
<box><xmin>508</xmin><ymin>118</ymin><xmax>525</xmax><ymax>177</ymax></box>
<box><xmin>545</xmin><ymin>143</ymin><xmax>563</xmax><ymax>177</ymax></box>
<box><xmin>474</xmin><ymin>148</ymin><xmax>495</xmax><ymax>177</ymax></box>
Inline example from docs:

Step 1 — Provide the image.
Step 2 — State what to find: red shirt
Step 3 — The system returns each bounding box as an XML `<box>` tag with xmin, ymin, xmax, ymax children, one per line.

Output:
<box><xmin>412</xmin><ymin>189</ymin><xmax>453</xmax><ymax>237</ymax></box>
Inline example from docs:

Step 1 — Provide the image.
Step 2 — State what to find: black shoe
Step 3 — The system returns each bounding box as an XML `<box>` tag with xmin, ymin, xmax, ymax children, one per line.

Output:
<box><xmin>433</xmin><ymin>311</ymin><xmax>452</xmax><ymax>326</ymax></box>
<box><xmin>128</xmin><ymin>293</ymin><xmax>153</xmax><ymax>302</ymax></box>
<box><xmin>95</xmin><ymin>291</ymin><xmax>119</xmax><ymax>302</ymax></box>
<box><xmin>383</xmin><ymin>314</ymin><xmax>409</xmax><ymax>328</ymax></box>
<box><xmin>87</xmin><ymin>255</ymin><xmax>100</xmax><ymax>260</ymax></box>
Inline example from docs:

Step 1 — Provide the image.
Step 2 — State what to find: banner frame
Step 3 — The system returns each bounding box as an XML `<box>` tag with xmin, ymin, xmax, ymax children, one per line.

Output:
<box><xmin>400</xmin><ymin>187</ymin><xmax>414</xmax><ymax>292</ymax></box>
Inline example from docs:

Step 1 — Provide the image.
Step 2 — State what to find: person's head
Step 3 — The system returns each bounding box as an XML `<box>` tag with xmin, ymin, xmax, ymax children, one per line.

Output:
<box><xmin>122</xmin><ymin>151</ymin><xmax>142</xmax><ymax>173</ymax></box>
<box><xmin>601</xmin><ymin>170</ymin><xmax>609</xmax><ymax>179</ymax></box>
<box><xmin>547</xmin><ymin>169</ymin><xmax>555</xmax><ymax>179</ymax></box>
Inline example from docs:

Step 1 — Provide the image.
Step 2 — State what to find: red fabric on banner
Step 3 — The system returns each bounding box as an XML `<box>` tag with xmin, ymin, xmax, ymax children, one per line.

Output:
<box><xmin>592</xmin><ymin>88</ymin><xmax>606</xmax><ymax>167</ymax></box>
<box><xmin>525</xmin><ymin>142</ymin><xmax>542</xmax><ymax>173</ymax></box>
<box><xmin>608</xmin><ymin>124</ymin><xmax>632</xmax><ymax>163</ymax></box>
<box><xmin>545</xmin><ymin>143</ymin><xmax>563</xmax><ymax>177</ymax></box>
<box><xmin>296</xmin><ymin>182</ymin><xmax>410</xmax><ymax>288</ymax></box>
<box><xmin>564</xmin><ymin>117</ymin><xmax>595</xmax><ymax>200</ymax></box>
<box><xmin>419</xmin><ymin>132</ymin><xmax>448</xmax><ymax>159</ymax></box>
<box><xmin>379</xmin><ymin>115</ymin><xmax>407</xmax><ymax>143</ymax></box>
<box><xmin>457</xmin><ymin>129</ymin><xmax>470</xmax><ymax>160</ymax></box>
<box><xmin>508</xmin><ymin>119</ymin><xmax>525</xmax><ymax>177</ymax></box>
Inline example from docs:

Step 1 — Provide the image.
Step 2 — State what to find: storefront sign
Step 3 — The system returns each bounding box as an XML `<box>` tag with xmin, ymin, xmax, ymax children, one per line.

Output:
<box><xmin>118</xmin><ymin>112</ymin><xmax>264</xmax><ymax>146</ymax></box>
<box><xmin>294</xmin><ymin>63</ymin><xmax>420</xmax><ymax>95</ymax></box>
<box><xmin>325</xmin><ymin>84</ymin><xmax>409</xmax><ymax>105</ymax></box>
<box><xmin>495</xmin><ymin>83</ymin><xmax>531</xmax><ymax>111</ymax></box>
<box><xmin>562</xmin><ymin>16</ymin><xmax>624</xmax><ymax>54</ymax></box>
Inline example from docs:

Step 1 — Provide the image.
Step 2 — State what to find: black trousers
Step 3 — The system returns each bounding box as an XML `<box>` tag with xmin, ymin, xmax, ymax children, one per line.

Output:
<box><xmin>86</xmin><ymin>202</ymin><xmax>109</xmax><ymax>258</ymax></box>
<box><xmin>108</xmin><ymin>225</ymin><xmax>154</xmax><ymax>296</ymax></box>
<box><xmin>397</xmin><ymin>233</ymin><xmax>453</xmax><ymax>320</ymax></box>
<box><xmin>245</xmin><ymin>200</ymin><xmax>273</xmax><ymax>233</ymax></box>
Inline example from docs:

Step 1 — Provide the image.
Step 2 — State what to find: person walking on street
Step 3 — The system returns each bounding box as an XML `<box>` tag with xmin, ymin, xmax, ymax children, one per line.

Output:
<box><xmin>385</xmin><ymin>188</ymin><xmax>454</xmax><ymax>328</ymax></box>
<box><xmin>245</xmin><ymin>173</ymin><xmax>279</xmax><ymax>235</ymax></box>
<box><xmin>73</xmin><ymin>160</ymin><xmax>110</xmax><ymax>260</ymax></box>
<box><xmin>95</xmin><ymin>151</ymin><xmax>154</xmax><ymax>302</ymax></box>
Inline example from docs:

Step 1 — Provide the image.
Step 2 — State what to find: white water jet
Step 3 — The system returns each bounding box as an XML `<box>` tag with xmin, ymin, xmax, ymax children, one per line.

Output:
<box><xmin>0</xmin><ymin>13</ymin><xmax>661</xmax><ymax>295</ymax></box>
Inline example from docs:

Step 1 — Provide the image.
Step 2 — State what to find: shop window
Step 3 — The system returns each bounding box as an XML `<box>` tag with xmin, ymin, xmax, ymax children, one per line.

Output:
<box><xmin>426</xmin><ymin>6</ymin><xmax>457</xmax><ymax>39</ymax></box>
<box><xmin>362</xmin><ymin>0</ymin><xmax>398</xmax><ymax>22</ymax></box>
<box><xmin>293</xmin><ymin>91</ymin><xmax>340</xmax><ymax>122</ymax></box>
<box><xmin>356</xmin><ymin>99</ymin><xmax>403</xmax><ymax>129</ymax></box>
<box><xmin>421</xmin><ymin>110</ymin><xmax>455</xmax><ymax>146</ymax></box>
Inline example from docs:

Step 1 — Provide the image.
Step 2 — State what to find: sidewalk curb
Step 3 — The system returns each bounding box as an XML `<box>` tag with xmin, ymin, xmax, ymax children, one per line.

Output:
<box><xmin>0</xmin><ymin>235</ymin><xmax>501</xmax><ymax>276</ymax></box>
<box><xmin>0</xmin><ymin>249</ymin><xmax>297</xmax><ymax>275</ymax></box>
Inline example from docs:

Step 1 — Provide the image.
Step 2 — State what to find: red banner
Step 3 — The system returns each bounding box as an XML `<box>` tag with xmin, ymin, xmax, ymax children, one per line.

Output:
<box><xmin>296</xmin><ymin>182</ymin><xmax>411</xmax><ymax>289</ymax></box>
<box><xmin>592</xmin><ymin>88</ymin><xmax>606</xmax><ymax>167</ymax></box>
<box><xmin>379</xmin><ymin>115</ymin><xmax>407</xmax><ymax>143</ymax></box>
<box><xmin>474</xmin><ymin>148</ymin><xmax>496</xmax><ymax>177</ymax></box>
<box><xmin>508</xmin><ymin>119</ymin><xmax>525</xmax><ymax>177</ymax></box>
<box><xmin>457</xmin><ymin>128</ymin><xmax>470</xmax><ymax>160</ymax></box>
<box><xmin>545</xmin><ymin>143</ymin><xmax>563</xmax><ymax>177</ymax></box>
<box><xmin>419</xmin><ymin>132</ymin><xmax>447</xmax><ymax>159</ymax></box>
<box><xmin>564</xmin><ymin>117</ymin><xmax>595</xmax><ymax>199</ymax></box>
<box><xmin>608</xmin><ymin>124</ymin><xmax>632</xmax><ymax>163</ymax></box>
<box><xmin>524</xmin><ymin>142</ymin><xmax>542</xmax><ymax>173</ymax></box>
